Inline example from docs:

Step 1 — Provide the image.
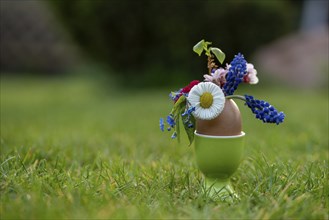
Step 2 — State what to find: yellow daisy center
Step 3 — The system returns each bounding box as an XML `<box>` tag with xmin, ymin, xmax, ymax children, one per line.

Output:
<box><xmin>200</xmin><ymin>92</ymin><xmax>213</xmax><ymax>108</ymax></box>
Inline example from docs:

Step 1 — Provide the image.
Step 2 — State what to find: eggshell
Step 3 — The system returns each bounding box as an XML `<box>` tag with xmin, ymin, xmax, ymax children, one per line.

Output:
<box><xmin>196</xmin><ymin>99</ymin><xmax>242</xmax><ymax>136</ymax></box>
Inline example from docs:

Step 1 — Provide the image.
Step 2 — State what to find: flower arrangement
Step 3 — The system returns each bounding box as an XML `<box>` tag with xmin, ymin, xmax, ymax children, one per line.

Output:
<box><xmin>160</xmin><ymin>40</ymin><xmax>285</xmax><ymax>145</ymax></box>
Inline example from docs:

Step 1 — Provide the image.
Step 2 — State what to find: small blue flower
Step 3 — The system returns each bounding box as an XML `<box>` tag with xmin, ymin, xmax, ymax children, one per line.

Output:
<box><xmin>169</xmin><ymin>89</ymin><xmax>183</xmax><ymax>102</ymax></box>
<box><xmin>223</xmin><ymin>53</ymin><xmax>247</xmax><ymax>95</ymax></box>
<box><xmin>181</xmin><ymin>106</ymin><xmax>196</xmax><ymax>128</ymax></box>
<box><xmin>244</xmin><ymin>95</ymin><xmax>285</xmax><ymax>125</ymax></box>
<box><xmin>171</xmin><ymin>132</ymin><xmax>177</xmax><ymax>139</ymax></box>
<box><xmin>159</xmin><ymin>118</ymin><xmax>164</xmax><ymax>132</ymax></box>
<box><xmin>166</xmin><ymin>115</ymin><xmax>176</xmax><ymax>128</ymax></box>
<box><xmin>181</xmin><ymin>106</ymin><xmax>195</xmax><ymax>117</ymax></box>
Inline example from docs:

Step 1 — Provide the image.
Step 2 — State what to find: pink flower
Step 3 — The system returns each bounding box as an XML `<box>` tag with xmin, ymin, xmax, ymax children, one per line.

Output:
<box><xmin>243</xmin><ymin>63</ymin><xmax>259</xmax><ymax>84</ymax></box>
<box><xmin>203</xmin><ymin>67</ymin><xmax>228</xmax><ymax>87</ymax></box>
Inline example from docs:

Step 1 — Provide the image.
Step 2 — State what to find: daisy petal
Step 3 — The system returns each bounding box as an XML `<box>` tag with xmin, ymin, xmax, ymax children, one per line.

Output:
<box><xmin>187</xmin><ymin>82</ymin><xmax>225</xmax><ymax>120</ymax></box>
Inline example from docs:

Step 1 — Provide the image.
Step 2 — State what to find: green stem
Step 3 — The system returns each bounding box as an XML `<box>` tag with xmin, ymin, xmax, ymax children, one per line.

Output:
<box><xmin>225</xmin><ymin>95</ymin><xmax>246</xmax><ymax>101</ymax></box>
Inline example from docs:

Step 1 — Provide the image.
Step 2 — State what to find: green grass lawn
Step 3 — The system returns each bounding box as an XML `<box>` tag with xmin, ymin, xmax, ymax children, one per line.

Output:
<box><xmin>1</xmin><ymin>77</ymin><xmax>328</xmax><ymax>219</ymax></box>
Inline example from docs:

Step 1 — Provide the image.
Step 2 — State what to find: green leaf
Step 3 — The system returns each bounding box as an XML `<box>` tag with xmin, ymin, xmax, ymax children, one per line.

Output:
<box><xmin>210</xmin><ymin>47</ymin><xmax>225</xmax><ymax>64</ymax></box>
<box><xmin>193</xmin><ymin>40</ymin><xmax>205</xmax><ymax>56</ymax></box>
<box><xmin>204</xmin><ymin>41</ymin><xmax>212</xmax><ymax>57</ymax></box>
<box><xmin>182</xmin><ymin>114</ymin><xmax>195</xmax><ymax>146</ymax></box>
<box><xmin>172</xmin><ymin>95</ymin><xmax>186</xmax><ymax>113</ymax></box>
<box><xmin>175</xmin><ymin>113</ymin><xmax>181</xmax><ymax>143</ymax></box>
<box><xmin>171</xmin><ymin>95</ymin><xmax>186</xmax><ymax>143</ymax></box>
<box><xmin>170</xmin><ymin>95</ymin><xmax>196</xmax><ymax>145</ymax></box>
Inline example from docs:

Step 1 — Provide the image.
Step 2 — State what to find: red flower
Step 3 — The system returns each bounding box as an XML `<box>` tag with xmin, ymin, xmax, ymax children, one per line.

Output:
<box><xmin>181</xmin><ymin>80</ymin><xmax>200</xmax><ymax>93</ymax></box>
<box><xmin>173</xmin><ymin>80</ymin><xmax>200</xmax><ymax>103</ymax></box>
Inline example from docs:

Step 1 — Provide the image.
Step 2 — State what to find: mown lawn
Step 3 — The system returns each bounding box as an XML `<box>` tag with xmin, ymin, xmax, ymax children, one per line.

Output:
<box><xmin>0</xmin><ymin>77</ymin><xmax>328</xmax><ymax>219</ymax></box>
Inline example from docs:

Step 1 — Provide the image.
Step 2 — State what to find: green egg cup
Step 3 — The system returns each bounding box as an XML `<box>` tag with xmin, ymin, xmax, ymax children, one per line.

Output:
<box><xmin>194</xmin><ymin>131</ymin><xmax>245</xmax><ymax>202</ymax></box>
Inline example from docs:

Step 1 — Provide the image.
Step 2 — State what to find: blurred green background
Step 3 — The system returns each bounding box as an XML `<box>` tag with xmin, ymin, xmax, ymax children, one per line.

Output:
<box><xmin>1</xmin><ymin>0</ymin><xmax>306</xmax><ymax>87</ymax></box>
<box><xmin>48</xmin><ymin>0</ymin><xmax>301</xmax><ymax>87</ymax></box>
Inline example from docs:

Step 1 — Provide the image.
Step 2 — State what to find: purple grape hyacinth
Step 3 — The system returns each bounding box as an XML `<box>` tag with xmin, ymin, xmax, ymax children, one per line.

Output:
<box><xmin>244</xmin><ymin>95</ymin><xmax>285</xmax><ymax>125</ymax></box>
<box><xmin>222</xmin><ymin>53</ymin><xmax>247</xmax><ymax>95</ymax></box>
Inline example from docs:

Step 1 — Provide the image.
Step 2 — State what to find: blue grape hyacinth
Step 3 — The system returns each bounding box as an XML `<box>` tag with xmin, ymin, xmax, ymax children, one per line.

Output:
<box><xmin>222</xmin><ymin>53</ymin><xmax>247</xmax><ymax>96</ymax></box>
<box><xmin>244</xmin><ymin>95</ymin><xmax>285</xmax><ymax>125</ymax></box>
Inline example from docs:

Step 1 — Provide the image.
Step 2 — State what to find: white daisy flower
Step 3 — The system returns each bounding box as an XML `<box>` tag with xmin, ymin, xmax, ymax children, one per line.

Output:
<box><xmin>187</xmin><ymin>82</ymin><xmax>225</xmax><ymax>120</ymax></box>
